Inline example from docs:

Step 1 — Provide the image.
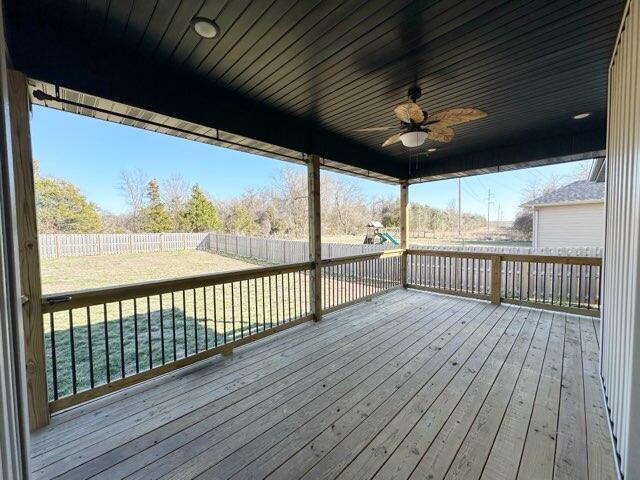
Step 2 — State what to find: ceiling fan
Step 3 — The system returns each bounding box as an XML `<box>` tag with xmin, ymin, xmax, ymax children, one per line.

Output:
<box><xmin>355</xmin><ymin>86</ymin><xmax>487</xmax><ymax>148</ymax></box>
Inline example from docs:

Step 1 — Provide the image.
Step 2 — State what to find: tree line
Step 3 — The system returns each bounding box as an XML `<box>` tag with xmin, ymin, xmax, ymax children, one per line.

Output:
<box><xmin>35</xmin><ymin>163</ymin><xmax>489</xmax><ymax>238</ymax></box>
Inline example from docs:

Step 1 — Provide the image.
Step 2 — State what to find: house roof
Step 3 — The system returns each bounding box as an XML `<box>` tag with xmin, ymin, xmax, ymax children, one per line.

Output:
<box><xmin>523</xmin><ymin>180</ymin><xmax>605</xmax><ymax>207</ymax></box>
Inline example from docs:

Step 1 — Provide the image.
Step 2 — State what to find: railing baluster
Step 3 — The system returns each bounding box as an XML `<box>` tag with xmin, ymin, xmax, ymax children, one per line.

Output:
<box><xmin>147</xmin><ymin>297</ymin><xmax>153</xmax><ymax>368</ymax></box>
<box><xmin>203</xmin><ymin>288</ymin><xmax>208</xmax><ymax>349</ymax></box>
<box><xmin>171</xmin><ymin>292</ymin><xmax>177</xmax><ymax>360</ymax></box>
<box><xmin>119</xmin><ymin>301</ymin><xmax>125</xmax><ymax>378</ymax></box>
<box><xmin>268</xmin><ymin>276</ymin><xmax>273</xmax><ymax>328</ymax></box>
<box><xmin>222</xmin><ymin>284</ymin><xmax>228</xmax><ymax>344</ymax></box>
<box><xmin>133</xmin><ymin>298</ymin><xmax>139</xmax><ymax>373</ymax></box>
<box><xmin>213</xmin><ymin>286</ymin><xmax>218</xmax><ymax>347</ymax></box>
<box><xmin>102</xmin><ymin>304</ymin><xmax>109</xmax><ymax>383</ymax></box>
<box><xmin>231</xmin><ymin>282</ymin><xmax>237</xmax><ymax>340</ymax></box>
<box><xmin>587</xmin><ymin>265</ymin><xmax>592</xmax><ymax>310</ymax></box>
<box><xmin>69</xmin><ymin>310</ymin><xmax>77</xmax><ymax>394</ymax></box>
<box><xmin>159</xmin><ymin>295</ymin><xmax>165</xmax><ymax>364</ymax></box>
<box><xmin>182</xmin><ymin>291</ymin><xmax>188</xmax><ymax>355</ymax></box>
<box><xmin>50</xmin><ymin>312</ymin><xmax>58</xmax><ymax>400</ymax></box>
<box><xmin>261</xmin><ymin>277</ymin><xmax>266</xmax><ymax>330</ymax></box>
<box><xmin>239</xmin><ymin>280</ymin><xmax>244</xmax><ymax>338</ymax></box>
<box><xmin>86</xmin><ymin>307</ymin><xmax>94</xmax><ymax>389</ymax></box>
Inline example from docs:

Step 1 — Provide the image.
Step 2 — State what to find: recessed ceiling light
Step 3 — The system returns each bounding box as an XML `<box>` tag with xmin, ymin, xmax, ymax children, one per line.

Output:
<box><xmin>573</xmin><ymin>112</ymin><xmax>591</xmax><ymax>120</ymax></box>
<box><xmin>427</xmin><ymin>148</ymin><xmax>437</xmax><ymax>152</ymax></box>
<box><xmin>192</xmin><ymin>17</ymin><xmax>219</xmax><ymax>39</ymax></box>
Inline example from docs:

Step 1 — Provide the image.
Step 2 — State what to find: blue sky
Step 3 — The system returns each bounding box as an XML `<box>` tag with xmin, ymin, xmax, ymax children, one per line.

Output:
<box><xmin>31</xmin><ymin>106</ymin><xmax>589</xmax><ymax>221</ymax></box>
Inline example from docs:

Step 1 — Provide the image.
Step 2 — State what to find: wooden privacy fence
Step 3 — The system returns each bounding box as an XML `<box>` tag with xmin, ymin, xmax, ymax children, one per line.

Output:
<box><xmin>207</xmin><ymin>232</ymin><xmax>390</xmax><ymax>263</ymax></box>
<box><xmin>39</xmin><ymin>248</ymin><xmax>601</xmax><ymax>411</ymax></box>
<box><xmin>39</xmin><ymin>232</ymin><xmax>602</xmax><ymax>261</ymax></box>
<box><xmin>38</xmin><ymin>233</ymin><xmax>210</xmax><ymax>258</ymax></box>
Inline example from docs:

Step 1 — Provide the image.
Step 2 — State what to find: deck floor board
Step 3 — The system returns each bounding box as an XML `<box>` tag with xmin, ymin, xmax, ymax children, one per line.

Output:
<box><xmin>31</xmin><ymin>290</ymin><xmax>617</xmax><ymax>480</ymax></box>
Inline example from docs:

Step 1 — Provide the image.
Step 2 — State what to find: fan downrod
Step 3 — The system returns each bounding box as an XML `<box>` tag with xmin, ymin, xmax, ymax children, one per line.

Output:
<box><xmin>408</xmin><ymin>85</ymin><xmax>422</xmax><ymax>102</ymax></box>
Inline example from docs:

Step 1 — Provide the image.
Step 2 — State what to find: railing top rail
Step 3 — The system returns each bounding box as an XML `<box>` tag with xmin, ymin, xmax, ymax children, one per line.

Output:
<box><xmin>407</xmin><ymin>249</ymin><xmax>494</xmax><ymax>260</ymax></box>
<box><xmin>320</xmin><ymin>248</ymin><xmax>405</xmax><ymax>267</ymax></box>
<box><xmin>42</xmin><ymin>261</ymin><xmax>313</xmax><ymax>313</ymax></box>
<box><xmin>407</xmin><ymin>248</ymin><xmax>602</xmax><ymax>266</ymax></box>
<box><xmin>498</xmin><ymin>253</ymin><xmax>602</xmax><ymax>266</ymax></box>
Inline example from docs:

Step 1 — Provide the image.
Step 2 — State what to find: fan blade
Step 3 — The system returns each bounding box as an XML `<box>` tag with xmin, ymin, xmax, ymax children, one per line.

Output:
<box><xmin>426</xmin><ymin>124</ymin><xmax>454</xmax><ymax>143</ymax></box>
<box><xmin>353</xmin><ymin>126</ymin><xmax>395</xmax><ymax>132</ymax></box>
<box><xmin>382</xmin><ymin>132</ymin><xmax>404</xmax><ymax>147</ymax></box>
<box><xmin>428</xmin><ymin>107</ymin><xmax>487</xmax><ymax>126</ymax></box>
<box><xmin>394</xmin><ymin>102</ymin><xmax>424</xmax><ymax>123</ymax></box>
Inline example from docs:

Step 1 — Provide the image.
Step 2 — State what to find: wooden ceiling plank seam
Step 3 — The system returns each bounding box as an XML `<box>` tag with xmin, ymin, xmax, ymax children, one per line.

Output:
<box><xmin>230</xmin><ymin>0</ymin><xmax>374</xmax><ymax>96</ymax></box>
<box><xmin>214</xmin><ymin>0</ymin><xmax>325</xmax><ymax>88</ymax></box>
<box><xmin>242</xmin><ymin>0</ymin><xmax>423</xmax><ymax>102</ymax></box>
<box><xmin>377</xmin><ymin>84</ymin><xmax>608</xmax><ymax>159</ymax></box>
<box><xmin>335</xmin><ymin>68</ymin><xmax>610</xmax><ymax>141</ymax></box>
<box><xmin>334</xmin><ymin>45</ymin><xmax>613</xmax><ymax>133</ymax></box>
<box><xmin>267</xmin><ymin>0</ymin><xmax>534</xmax><ymax>111</ymax></box>
<box><xmin>292</xmin><ymin>0</ymin><xmax>616</xmax><ymax>121</ymax></box>
<box><xmin>151</xmin><ymin>0</ymin><xmax>206</xmax><ymax>60</ymax></box>
<box><xmin>209</xmin><ymin>0</ymin><xmax>316</xmax><ymax>87</ymax></box>
<box><xmin>178</xmin><ymin>0</ymin><xmax>246</xmax><ymax>70</ymax></box>
<box><xmin>323</xmin><ymin>32</ymin><xmax>615</xmax><ymax>134</ymax></box>
<box><xmin>202</xmin><ymin>0</ymin><xmax>293</xmax><ymax>79</ymax></box>
<box><xmin>260</xmin><ymin>0</ymin><xmax>509</xmax><ymax>107</ymax></box>
<box><xmin>168</xmin><ymin>0</ymin><xmax>228</xmax><ymax>65</ymax></box>
<box><xmin>287</xmin><ymin>0</ymin><xmax>605</xmax><ymax>119</ymax></box>
<box><xmin>138</xmin><ymin>0</ymin><xmax>182</xmax><ymax>53</ymax></box>
<box><xmin>203</xmin><ymin>0</ymin><xmax>341</xmax><ymax>90</ymax></box>
<box><xmin>120</xmin><ymin>0</ymin><xmax>157</xmax><ymax>46</ymax></box>
<box><xmin>192</xmin><ymin>0</ymin><xmax>272</xmax><ymax>75</ymax></box>
<box><xmin>311</xmin><ymin>3</ymin><xmax>618</xmax><ymax>127</ymax></box>
<box><xmin>103</xmin><ymin>0</ymin><xmax>134</xmax><ymax>40</ymax></box>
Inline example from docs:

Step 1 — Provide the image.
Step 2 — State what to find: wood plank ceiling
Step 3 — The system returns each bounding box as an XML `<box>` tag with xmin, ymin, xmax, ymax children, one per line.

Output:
<box><xmin>4</xmin><ymin>0</ymin><xmax>625</xmax><ymax>182</ymax></box>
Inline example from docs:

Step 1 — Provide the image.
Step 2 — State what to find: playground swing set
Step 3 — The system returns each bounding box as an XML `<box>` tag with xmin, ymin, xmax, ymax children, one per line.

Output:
<box><xmin>363</xmin><ymin>221</ymin><xmax>399</xmax><ymax>245</ymax></box>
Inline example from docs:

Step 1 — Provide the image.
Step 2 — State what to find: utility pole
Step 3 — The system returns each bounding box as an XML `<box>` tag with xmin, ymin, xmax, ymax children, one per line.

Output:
<box><xmin>458</xmin><ymin>178</ymin><xmax>462</xmax><ymax>238</ymax></box>
<box><xmin>487</xmin><ymin>190</ymin><xmax>494</xmax><ymax>234</ymax></box>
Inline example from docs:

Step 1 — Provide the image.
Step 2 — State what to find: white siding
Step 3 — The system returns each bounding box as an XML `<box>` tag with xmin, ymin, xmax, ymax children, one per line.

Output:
<box><xmin>602</xmin><ymin>1</ymin><xmax>640</xmax><ymax>478</ymax></box>
<box><xmin>534</xmin><ymin>202</ymin><xmax>604</xmax><ymax>248</ymax></box>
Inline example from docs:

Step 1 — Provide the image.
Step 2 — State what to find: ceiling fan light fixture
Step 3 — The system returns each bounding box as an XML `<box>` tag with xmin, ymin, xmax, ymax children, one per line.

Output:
<box><xmin>573</xmin><ymin>112</ymin><xmax>591</xmax><ymax>119</ymax></box>
<box><xmin>192</xmin><ymin>17</ymin><xmax>219</xmax><ymax>38</ymax></box>
<box><xmin>400</xmin><ymin>131</ymin><xmax>427</xmax><ymax>148</ymax></box>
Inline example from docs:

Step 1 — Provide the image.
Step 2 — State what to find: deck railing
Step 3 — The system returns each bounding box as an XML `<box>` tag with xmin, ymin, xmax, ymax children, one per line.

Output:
<box><xmin>41</xmin><ymin>262</ymin><xmax>313</xmax><ymax>411</ymax></box>
<box><xmin>40</xmin><ymin>248</ymin><xmax>601</xmax><ymax>411</ymax></box>
<box><xmin>406</xmin><ymin>249</ymin><xmax>602</xmax><ymax>315</ymax></box>
<box><xmin>320</xmin><ymin>249</ymin><xmax>404</xmax><ymax>312</ymax></box>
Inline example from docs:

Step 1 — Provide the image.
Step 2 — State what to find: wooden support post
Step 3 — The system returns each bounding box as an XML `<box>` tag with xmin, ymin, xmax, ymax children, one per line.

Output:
<box><xmin>8</xmin><ymin>70</ymin><xmax>49</xmax><ymax>429</ymax></box>
<box><xmin>308</xmin><ymin>154</ymin><xmax>322</xmax><ymax>321</ymax></box>
<box><xmin>491</xmin><ymin>254</ymin><xmax>502</xmax><ymax>304</ymax></box>
<box><xmin>400</xmin><ymin>182</ymin><xmax>409</xmax><ymax>287</ymax></box>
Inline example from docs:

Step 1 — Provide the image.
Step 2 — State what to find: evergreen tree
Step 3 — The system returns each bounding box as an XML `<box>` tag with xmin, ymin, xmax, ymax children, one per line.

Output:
<box><xmin>35</xmin><ymin>177</ymin><xmax>102</xmax><ymax>233</ymax></box>
<box><xmin>180</xmin><ymin>184</ymin><xmax>221</xmax><ymax>232</ymax></box>
<box><xmin>141</xmin><ymin>179</ymin><xmax>172</xmax><ymax>232</ymax></box>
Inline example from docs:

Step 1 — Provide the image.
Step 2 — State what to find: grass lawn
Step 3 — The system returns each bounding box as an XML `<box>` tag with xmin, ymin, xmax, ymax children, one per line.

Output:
<box><xmin>42</xmin><ymin>251</ymin><xmax>312</xmax><ymax>400</ymax></box>
<box><xmin>41</xmin><ymin>250</ymin><xmax>380</xmax><ymax>401</ymax></box>
<box><xmin>41</xmin><ymin>250</ymin><xmax>261</xmax><ymax>294</ymax></box>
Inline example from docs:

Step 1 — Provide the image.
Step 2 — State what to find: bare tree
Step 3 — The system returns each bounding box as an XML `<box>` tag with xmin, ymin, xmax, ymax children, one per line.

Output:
<box><xmin>162</xmin><ymin>173</ymin><xmax>191</xmax><ymax>229</ymax></box>
<box><xmin>117</xmin><ymin>169</ymin><xmax>148</xmax><ymax>231</ymax></box>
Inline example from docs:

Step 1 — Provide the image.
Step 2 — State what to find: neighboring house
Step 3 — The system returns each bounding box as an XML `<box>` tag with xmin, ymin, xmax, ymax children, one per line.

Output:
<box><xmin>523</xmin><ymin>177</ymin><xmax>605</xmax><ymax>248</ymax></box>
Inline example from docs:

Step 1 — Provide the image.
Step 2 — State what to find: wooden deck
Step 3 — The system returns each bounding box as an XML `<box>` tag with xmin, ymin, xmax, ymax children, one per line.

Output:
<box><xmin>30</xmin><ymin>289</ymin><xmax>617</xmax><ymax>480</ymax></box>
